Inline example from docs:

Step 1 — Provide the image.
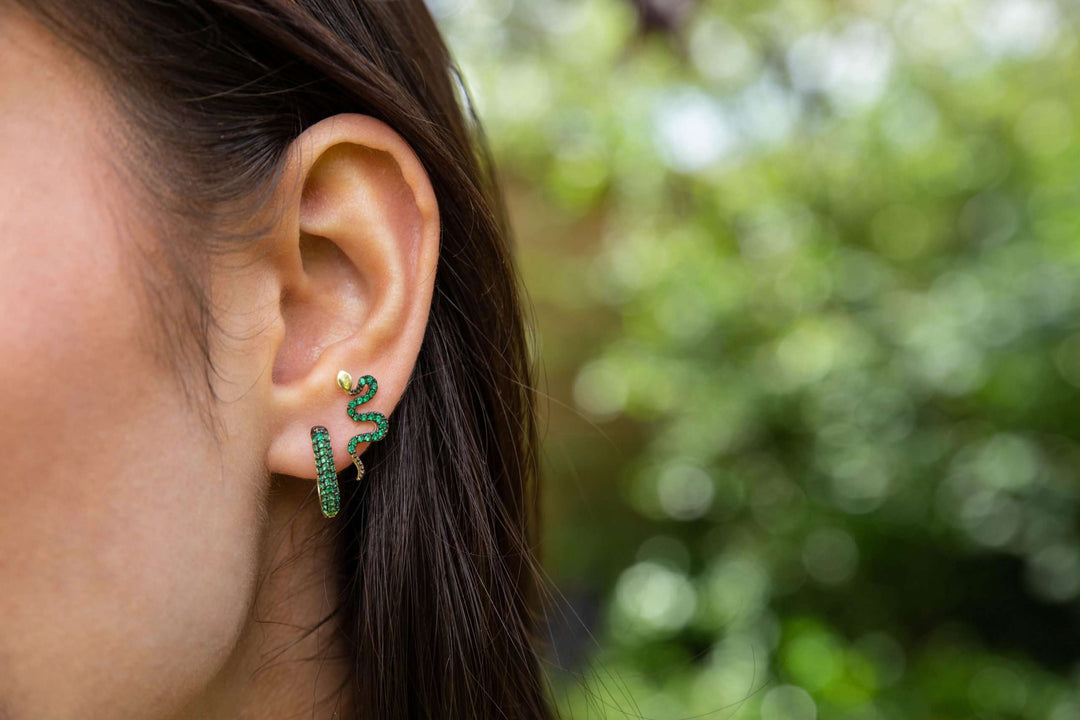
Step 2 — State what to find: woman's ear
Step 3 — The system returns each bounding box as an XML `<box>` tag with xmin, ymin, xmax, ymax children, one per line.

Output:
<box><xmin>259</xmin><ymin>113</ymin><xmax>440</xmax><ymax>481</ymax></box>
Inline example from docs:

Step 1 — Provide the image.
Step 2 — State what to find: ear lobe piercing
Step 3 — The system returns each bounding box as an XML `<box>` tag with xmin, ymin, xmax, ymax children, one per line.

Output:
<box><xmin>310</xmin><ymin>425</ymin><xmax>339</xmax><ymax>518</ymax></box>
<box><xmin>309</xmin><ymin>370</ymin><xmax>391</xmax><ymax>519</ymax></box>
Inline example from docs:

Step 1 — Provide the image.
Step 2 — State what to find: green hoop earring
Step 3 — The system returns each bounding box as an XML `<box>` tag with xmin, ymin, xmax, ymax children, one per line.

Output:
<box><xmin>310</xmin><ymin>425</ymin><xmax>340</xmax><ymax>518</ymax></box>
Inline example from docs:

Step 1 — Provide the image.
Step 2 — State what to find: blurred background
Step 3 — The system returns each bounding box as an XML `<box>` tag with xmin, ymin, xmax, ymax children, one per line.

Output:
<box><xmin>432</xmin><ymin>0</ymin><xmax>1080</xmax><ymax>717</ymax></box>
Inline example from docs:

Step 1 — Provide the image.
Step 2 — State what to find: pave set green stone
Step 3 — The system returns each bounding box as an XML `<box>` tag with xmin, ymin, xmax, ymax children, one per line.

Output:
<box><xmin>310</xmin><ymin>425</ymin><xmax>340</xmax><ymax>518</ymax></box>
<box><xmin>345</xmin><ymin>374</ymin><xmax>389</xmax><ymax>454</ymax></box>
<box><xmin>309</xmin><ymin>371</ymin><xmax>390</xmax><ymax>519</ymax></box>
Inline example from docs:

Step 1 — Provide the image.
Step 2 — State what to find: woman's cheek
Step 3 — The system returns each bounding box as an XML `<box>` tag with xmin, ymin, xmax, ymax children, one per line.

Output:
<box><xmin>0</xmin><ymin>89</ymin><xmax>261</xmax><ymax>720</ymax></box>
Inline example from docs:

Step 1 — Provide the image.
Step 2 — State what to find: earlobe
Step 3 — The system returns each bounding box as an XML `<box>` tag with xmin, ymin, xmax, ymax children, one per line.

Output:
<box><xmin>260</xmin><ymin>113</ymin><xmax>440</xmax><ymax>491</ymax></box>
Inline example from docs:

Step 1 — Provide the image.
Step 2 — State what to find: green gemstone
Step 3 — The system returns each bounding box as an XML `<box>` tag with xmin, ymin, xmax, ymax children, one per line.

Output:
<box><xmin>317</xmin><ymin>471</ymin><xmax>341</xmax><ymax>518</ymax></box>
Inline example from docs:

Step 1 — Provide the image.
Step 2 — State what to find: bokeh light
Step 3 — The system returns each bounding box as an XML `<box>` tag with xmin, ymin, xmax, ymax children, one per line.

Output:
<box><xmin>434</xmin><ymin>0</ymin><xmax>1080</xmax><ymax>715</ymax></box>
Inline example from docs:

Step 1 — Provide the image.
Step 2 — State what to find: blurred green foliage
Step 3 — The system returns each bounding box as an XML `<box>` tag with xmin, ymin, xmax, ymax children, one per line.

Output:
<box><xmin>435</xmin><ymin>0</ymin><xmax>1080</xmax><ymax>717</ymax></box>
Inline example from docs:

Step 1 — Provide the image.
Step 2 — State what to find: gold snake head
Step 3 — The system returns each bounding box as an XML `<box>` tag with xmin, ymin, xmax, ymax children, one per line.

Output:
<box><xmin>336</xmin><ymin>370</ymin><xmax>353</xmax><ymax>393</ymax></box>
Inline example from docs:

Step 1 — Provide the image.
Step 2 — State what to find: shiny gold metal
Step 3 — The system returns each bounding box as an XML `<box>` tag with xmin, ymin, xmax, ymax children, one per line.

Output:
<box><xmin>336</xmin><ymin>370</ymin><xmax>353</xmax><ymax>393</ymax></box>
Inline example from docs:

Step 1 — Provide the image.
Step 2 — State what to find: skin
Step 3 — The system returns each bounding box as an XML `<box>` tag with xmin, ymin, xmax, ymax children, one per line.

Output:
<box><xmin>0</xmin><ymin>9</ymin><xmax>440</xmax><ymax>720</ymax></box>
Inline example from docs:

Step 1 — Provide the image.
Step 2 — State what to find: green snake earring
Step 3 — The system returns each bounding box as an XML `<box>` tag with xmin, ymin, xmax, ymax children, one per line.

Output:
<box><xmin>309</xmin><ymin>370</ymin><xmax>390</xmax><ymax>519</ymax></box>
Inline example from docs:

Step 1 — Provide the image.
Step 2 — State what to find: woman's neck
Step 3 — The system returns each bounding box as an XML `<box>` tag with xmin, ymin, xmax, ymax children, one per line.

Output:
<box><xmin>172</xmin><ymin>475</ymin><xmax>354</xmax><ymax>720</ymax></box>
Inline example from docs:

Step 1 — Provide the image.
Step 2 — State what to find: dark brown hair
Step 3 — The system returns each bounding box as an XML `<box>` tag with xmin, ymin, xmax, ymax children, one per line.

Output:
<box><xmin>8</xmin><ymin>0</ymin><xmax>555</xmax><ymax>716</ymax></box>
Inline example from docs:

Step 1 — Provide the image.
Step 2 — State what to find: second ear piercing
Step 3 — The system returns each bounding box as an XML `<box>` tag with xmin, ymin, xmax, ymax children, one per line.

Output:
<box><xmin>337</xmin><ymin>370</ymin><xmax>390</xmax><ymax>482</ymax></box>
